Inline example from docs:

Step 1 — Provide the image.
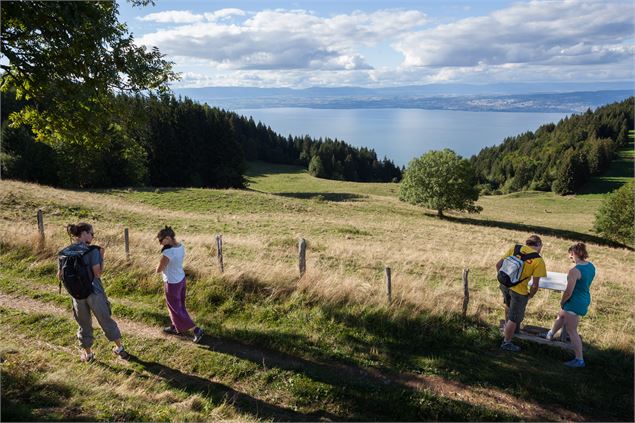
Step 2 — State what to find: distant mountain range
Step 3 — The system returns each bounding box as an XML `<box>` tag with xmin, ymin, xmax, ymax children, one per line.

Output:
<box><xmin>174</xmin><ymin>82</ymin><xmax>634</xmax><ymax>113</ymax></box>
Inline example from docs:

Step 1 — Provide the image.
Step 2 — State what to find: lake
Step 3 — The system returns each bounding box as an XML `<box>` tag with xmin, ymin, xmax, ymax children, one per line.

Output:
<box><xmin>235</xmin><ymin>108</ymin><xmax>569</xmax><ymax>167</ymax></box>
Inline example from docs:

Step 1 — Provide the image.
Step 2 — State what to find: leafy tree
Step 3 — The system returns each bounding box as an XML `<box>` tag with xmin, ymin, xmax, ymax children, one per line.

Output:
<box><xmin>399</xmin><ymin>149</ymin><xmax>482</xmax><ymax>217</ymax></box>
<box><xmin>1</xmin><ymin>0</ymin><xmax>176</xmax><ymax>146</ymax></box>
<box><xmin>594</xmin><ymin>181</ymin><xmax>634</xmax><ymax>245</ymax></box>
<box><xmin>308</xmin><ymin>155</ymin><xmax>326</xmax><ymax>178</ymax></box>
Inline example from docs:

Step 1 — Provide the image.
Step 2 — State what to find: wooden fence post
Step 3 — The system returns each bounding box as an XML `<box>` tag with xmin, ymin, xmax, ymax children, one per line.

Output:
<box><xmin>124</xmin><ymin>228</ymin><xmax>130</xmax><ymax>260</ymax></box>
<box><xmin>385</xmin><ymin>267</ymin><xmax>392</xmax><ymax>305</ymax></box>
<box><xmin>37</xmin><ymin>209</ymin><xmax>45</xmax><ymax>245</ymax></box>
<box><xmin>298</xmin><ymin>238</ymin><xmax>306</xmax><ymax>277</ymax></box>
<box><xmin>216</xmin><ymin>234</ymin><xmax>224</xmax><ymax>273</ymax></box>
<box><xmin>462</xmin><ymin>268</ymin><xmax>470</xmax><ymax>319</ymax></box>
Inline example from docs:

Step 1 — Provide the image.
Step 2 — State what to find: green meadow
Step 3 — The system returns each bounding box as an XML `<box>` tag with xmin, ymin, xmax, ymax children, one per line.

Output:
<box><xmin>1</xmin><ymin>151</ymin><xmax>633</xmax><ymax>421</ymax></box>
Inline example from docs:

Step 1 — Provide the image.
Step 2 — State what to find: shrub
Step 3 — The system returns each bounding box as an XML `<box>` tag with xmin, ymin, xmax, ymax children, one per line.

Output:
<box><xmin>594</xmin><ymin>181</ymin><xmax>634</xmax><ymax>245</ymax></box>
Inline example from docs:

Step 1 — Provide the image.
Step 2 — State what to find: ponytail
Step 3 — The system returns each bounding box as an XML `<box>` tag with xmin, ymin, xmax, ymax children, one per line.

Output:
<box><xmin>66</xmin><ymin>222</ymin><xmax>93</xmax><ymax>239</ymax></box>
<box><xmin>157</xmin><ymin>225</ymin><xmax>176</xmax><ymax>240</ymax></box>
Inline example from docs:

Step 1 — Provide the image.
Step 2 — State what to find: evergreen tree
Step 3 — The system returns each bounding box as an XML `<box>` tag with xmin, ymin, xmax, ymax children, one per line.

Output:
<box><xmin>553</xmin><ymin>149</ymin><xmax>589</xmax><ymax>195</ymax></box>
<box><xmin>471</xmin><ymin>97</ymin><xmax>633</xmax><ymax>195</ymax></box>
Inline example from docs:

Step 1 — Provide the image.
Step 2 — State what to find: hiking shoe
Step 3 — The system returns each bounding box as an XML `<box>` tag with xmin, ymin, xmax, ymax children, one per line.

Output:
<box><xmin>193</xmin><ymin>327</ymin><xmax>204</xmax><ymax>344</ymax></box>
<box><xmin>113</xmin><ymin>346</ymin><xmax>130</xmax><ymax>360</ymax></box>
<box><xmin>80</xmin><ymin>351</ymin><xmax>95</xmax><ymax>363</ymax></box>
<box><xmin>500</xmin><ymin>341</ymin><xmax>521</xmax><ymax>352</ymax></box>
<box><xmin>564</xmin><ymin>358</ymin><xmax>585</xmax><ymax>368</ymax></box>
<box><xmin>162</xmin><ymin>325</ymin><xmax>179</xmax><ymax>335</ymax></box>
<box><xmin>540</xmin><ymin>330</ymin><xmax>554</xmax><ymax>341</ymax></box>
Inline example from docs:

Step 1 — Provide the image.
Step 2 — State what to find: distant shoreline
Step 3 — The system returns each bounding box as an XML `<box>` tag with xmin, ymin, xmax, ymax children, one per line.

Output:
<box><xmin>174</xmin><ymin>89</ymin><xmax>633</xmax><ymax>114</ymax></box>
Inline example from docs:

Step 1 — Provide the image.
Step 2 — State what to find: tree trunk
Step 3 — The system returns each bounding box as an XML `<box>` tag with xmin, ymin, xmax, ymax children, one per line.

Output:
<box><xmin>437</xmin><ymin>209</ymin><xmax>444</xmax><ymax>218</ymax></box>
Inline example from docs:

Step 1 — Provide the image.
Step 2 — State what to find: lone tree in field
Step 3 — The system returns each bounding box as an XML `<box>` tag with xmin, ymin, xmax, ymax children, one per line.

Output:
<box><xmin>399</xmin><ymin>149</ymin><xmax>482</xmax><ymax>217</ymax></box>
<box><xmin>594</xmin><ymin>181</ymin><xmax>634</xmax><ymax>245</ymax></box>
<box><xmin>0</xmin><ymin>0</ymin><xmax>177</xmax><ymax>147</ymax></box>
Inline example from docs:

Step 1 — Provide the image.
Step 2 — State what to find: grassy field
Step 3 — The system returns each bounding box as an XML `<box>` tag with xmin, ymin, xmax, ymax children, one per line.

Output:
<box><xmin>1</xmin><ymin>155</ymin><xmax>633</xmax><ymax>421</ymax></box>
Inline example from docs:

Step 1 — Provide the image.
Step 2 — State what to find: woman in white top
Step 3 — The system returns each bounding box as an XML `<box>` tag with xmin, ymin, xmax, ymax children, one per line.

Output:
<box><xmin>155</xmin><ymin>226</ymin><xmax>203</xmax><ymax>343</ymax></box>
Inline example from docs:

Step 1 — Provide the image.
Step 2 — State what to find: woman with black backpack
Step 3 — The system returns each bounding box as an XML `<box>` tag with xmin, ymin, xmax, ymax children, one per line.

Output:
<box><xmin>57</xmin><ymin>222</ymin><xmax>129</xmax><ymax>362</ymax></box>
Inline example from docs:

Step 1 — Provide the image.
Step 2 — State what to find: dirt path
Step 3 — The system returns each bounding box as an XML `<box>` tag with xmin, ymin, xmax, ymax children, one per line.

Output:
<box><xmin>0</xmin><ymin>292</ymin><xmax>584</xmax><ymax>422</ymax></box>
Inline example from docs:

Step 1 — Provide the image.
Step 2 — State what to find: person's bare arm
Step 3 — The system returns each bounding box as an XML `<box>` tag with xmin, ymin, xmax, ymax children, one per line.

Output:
<box><xmin>92</xmin><ymin>264</ymin><xmax>102</xmax><ymax>279</ymax></box>
<box><xmin>528</xmin><ymin>276</ymin><xmax>540</xmax><ymax>298</ymax></box>
<box><xmin>156</xmin><ymin>255</ymin><xmax>169</xmax><ymax>273</ymax></box>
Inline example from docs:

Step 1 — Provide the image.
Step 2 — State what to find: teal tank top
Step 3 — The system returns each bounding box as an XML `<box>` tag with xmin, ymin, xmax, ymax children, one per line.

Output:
<box><xmin>562</xmin><ymin>262</ymin><xmax>595</xmax><ymax>316</ymax></box>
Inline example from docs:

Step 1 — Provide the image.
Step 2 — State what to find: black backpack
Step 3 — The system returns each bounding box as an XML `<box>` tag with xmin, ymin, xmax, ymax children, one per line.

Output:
<box><xmin>58</xmin><ymin>245</ymin><xmax>100</xmax><ymax>299</ymax></box>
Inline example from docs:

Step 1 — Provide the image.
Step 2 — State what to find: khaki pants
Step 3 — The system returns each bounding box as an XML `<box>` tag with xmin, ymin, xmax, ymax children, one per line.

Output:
<box><xmin>72</xmin><ymin>292</ymin><xmax>121</xmax><ymax>349</ymax></box>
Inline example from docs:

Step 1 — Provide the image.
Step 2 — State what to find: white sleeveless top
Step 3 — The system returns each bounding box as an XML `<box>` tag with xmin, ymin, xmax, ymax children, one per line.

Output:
<box><xmin>162</xmin><ymin>244</ymin><xmax>186</xmax><ymax>283</ymax></box>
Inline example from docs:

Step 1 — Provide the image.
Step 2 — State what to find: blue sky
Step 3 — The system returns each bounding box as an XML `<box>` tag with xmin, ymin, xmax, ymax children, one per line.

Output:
<box><xmin>117</xmin><ymin>0</ymin><xmax>635</xmax><ymax>88</ymax></box>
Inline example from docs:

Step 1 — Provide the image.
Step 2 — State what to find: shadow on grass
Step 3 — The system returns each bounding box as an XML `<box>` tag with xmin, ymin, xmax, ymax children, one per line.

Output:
<box><xmin>195</xmin><ymin>330</ymin><xmax>515</xmax><ymax>421</ymax></box>
<box><xmin>1</xmin><ymin>368</ymin><xmax>93</xmax><ymax>422</ymax></box>
<box><xmin>195</xmin><ymin>291</ymin><xmax>633</xmax><ymax>421</ymax></box>
<box><xmin>315</xmin><ymin>305</ymin><xmax>634</xmax><ymax>422</ymax></box>
<box><xmin>578</xmin><ymin>176</ymin><xmax>629</xmax><ymax>195</ymax></box>
<box><xmin>578</xmin><ymin>139</ymin><xmax>634</xmax><ymax>195</ymax></box>
<box><xmin>245</xmin><ymin>161</ymin><xmax>306</xmax><ymax>178</ymax></box>
<box><xmin>275</xmin><ymin>192</ymin><xmax>366</xmax><ymax>202</ymax></box>
<box><xmin>430</xmin><ymin>213</ymin><xmax>633</xmax><ymax>250</ymax></box>
<box><xmin>123</xmin><ymin>355</ymin><xmax>340</xmax><ymax>422</ymax></box>
<box><xmin>188</xmin><ymin>270</ymin><xmax>632</xmax><ymax>420</ymax></box>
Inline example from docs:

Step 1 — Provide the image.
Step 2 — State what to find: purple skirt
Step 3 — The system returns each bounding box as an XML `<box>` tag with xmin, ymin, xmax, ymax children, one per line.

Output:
<box><xmin>164</xmin><ymin>277</ymin><xmax>196</xmax><ymax>332</ymax></box>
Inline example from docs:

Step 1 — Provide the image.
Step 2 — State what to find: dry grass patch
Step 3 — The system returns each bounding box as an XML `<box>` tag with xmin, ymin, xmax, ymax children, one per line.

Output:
<box><xmin>1</xmin><ymin>179</ymin><xmax>633</xmax><ymax>354</ymax></box>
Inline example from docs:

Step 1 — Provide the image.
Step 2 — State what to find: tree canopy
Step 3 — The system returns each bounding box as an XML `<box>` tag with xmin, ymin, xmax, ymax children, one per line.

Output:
<box><xmin>399</xmin><ymin>149</ymin><xmax>482</xmax><ymax>217</ymax></box>
<box><xmin>0</xmin><ymin>0</ymin><xmax>177</xmax><ymax>146</ymax></box>
<box><xmin>470</xmin><ymin>97</ymin><xmax>633</xmax><ymax>195</ymax></box>
<box><xmin>1</xmin><ymin>89</ymin><xmax>400</xmax><ymax>188</ymax></box>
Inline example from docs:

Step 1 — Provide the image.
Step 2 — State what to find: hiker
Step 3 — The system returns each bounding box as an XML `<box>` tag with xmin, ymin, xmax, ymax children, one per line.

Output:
<box><xmin>155</xmin><ymin>226</ymin><xmax>203</xmax><ymax>343</ymax></box>
<box><xmin>496</xmin><ymin>234</ymin><xmax>547</xmax><ymax>352</ymax></box>
<box><xmin>543</xmin><ymin>242</ymin><xmax>595</xmax><ymax>368</ymax></box>
<box><xmin>57</xmin><ymin>223</ymin><xmax>129</xmax><ymax>362</ymax></box>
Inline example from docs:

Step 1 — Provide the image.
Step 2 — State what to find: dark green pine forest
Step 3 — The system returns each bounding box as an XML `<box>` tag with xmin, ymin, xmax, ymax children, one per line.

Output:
<box><xmin>1</xmin><ymin>91</ymin><xmax>403</xmax><ymax>188</ymax></box>
<box><xmin>2</xmin><ymin>89</ymin><xmax>632</xmax><ymax>194</ymax></box>
<box><xmin>470</xmin><ymin>97</ymin><xmax>633</xmax><ymax>195</ymax></box>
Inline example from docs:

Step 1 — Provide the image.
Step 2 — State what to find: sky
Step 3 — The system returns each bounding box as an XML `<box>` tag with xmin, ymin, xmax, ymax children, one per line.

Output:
<box><xmin>117</xmin><ymin>0</ymin><xmax>635</xmax><ymax>89</ymax></box>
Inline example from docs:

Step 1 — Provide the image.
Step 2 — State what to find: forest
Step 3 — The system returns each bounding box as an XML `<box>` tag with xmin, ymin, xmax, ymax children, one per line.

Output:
<box><xmin>470</xmin><ymin>97</ymin><xmax>633</xmax><ymax>195</ymax></box>
<box><xmin>1</xmin><ymin>91</ymin><xmax>402</xmax><ymax>188</ymax></box>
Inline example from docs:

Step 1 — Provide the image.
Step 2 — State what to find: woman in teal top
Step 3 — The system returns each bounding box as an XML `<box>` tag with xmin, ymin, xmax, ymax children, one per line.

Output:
<box><xmin>544</xmin><ymin>242</ymin><xmax>595</xmax><ymax>368</ymax></box>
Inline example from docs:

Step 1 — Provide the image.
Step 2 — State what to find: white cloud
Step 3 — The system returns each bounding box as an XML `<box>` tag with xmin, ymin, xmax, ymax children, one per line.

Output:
<box><xmin>138</xmin><ymin>8</ymin><xmax>427</xmax><ymax>71</ymax></box>
<box><xmin>204</xmin><ymin>8</ymin><xmax>246</xmax><ymax>21</ymax></box>
<box><xmin>138</xmin><ymin>10</ymin><xmax>204</xmax><ymax>24</ymax></box>
<box><xmin>395</xmin><ymin>0</ymin><xmax>634</xmax><ymax>68</ymax></box>
<box><xmin>136</xmin><ymin>2</ymin><xmax>634</xmax><ymax>87</ymax></box>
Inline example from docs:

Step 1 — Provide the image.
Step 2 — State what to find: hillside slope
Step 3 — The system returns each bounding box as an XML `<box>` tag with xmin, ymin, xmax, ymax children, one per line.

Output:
<box><xmin>1</xmin><ymin>173</ymin><xmax>633</xmax><ymax>421</ymax></box>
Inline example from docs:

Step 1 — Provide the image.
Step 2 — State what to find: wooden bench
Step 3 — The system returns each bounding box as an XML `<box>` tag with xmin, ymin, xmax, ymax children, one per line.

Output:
<box><xmin>499</xmin><ymin>320</ymin><xmax>578</xmax><ymax>351</ymax></box>
<box><xmin>501</xmin><ymin>272</ymin><xmax>581</xmax><ymax>351</ymax></box>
